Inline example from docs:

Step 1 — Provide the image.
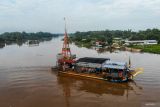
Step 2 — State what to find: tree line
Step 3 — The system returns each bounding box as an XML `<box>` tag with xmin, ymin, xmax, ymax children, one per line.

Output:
<box><xmin>70</xmin><ymin>28</ymin><xmax>160</xmax><ymax>45</ymax></box>
<box><xmin>0</xmin><ymin>32</ymin><xmax>59</xmax><ymax>43</ymax></box>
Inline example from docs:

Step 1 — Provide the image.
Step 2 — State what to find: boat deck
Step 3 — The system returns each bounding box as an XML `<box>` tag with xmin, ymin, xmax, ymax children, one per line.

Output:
<box><xmin>58</xmin><ymin>71</ymin><xmax>107</xmax><ymax>81</ymax></box>
<box><xmin>55</xmin><ymin>68</ymin><xmax>144</xmax><ymax>82</ymax></box>
<box><xmin>58</xmin><ymin>70</ymin><xmax>128</xmax><ymax>82</ymax></box>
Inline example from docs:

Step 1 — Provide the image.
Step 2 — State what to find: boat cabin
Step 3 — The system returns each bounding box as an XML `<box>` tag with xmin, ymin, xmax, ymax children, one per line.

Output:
<box><xmin>75</xmin><ymin>57</ymin><xmax>110</xmax><ymax>73</ymax></box>
<box><xmin>102</xmin><ymin>61</ymin><xmax>128</xmax><ymax>82</ymax></box>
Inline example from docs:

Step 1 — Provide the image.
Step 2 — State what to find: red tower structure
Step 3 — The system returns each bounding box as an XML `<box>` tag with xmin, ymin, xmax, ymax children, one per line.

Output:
<box><xmin>57</xmin><ymin>18</ymin><xmax>76</xmax><ymax>65</ymax></box>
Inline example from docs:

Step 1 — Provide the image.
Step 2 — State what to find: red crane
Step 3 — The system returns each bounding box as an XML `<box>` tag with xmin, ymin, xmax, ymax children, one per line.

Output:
<box><xmin>57</xmin><ymin>18</ymin><xmax>76</xmax><ymax>65</ymax></box>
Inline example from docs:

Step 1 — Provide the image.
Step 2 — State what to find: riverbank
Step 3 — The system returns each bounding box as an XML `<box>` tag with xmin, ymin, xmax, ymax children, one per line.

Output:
<box><xmin>128</xmin><ymin>45</ymin><xmax>160</xmax><ymax>54</ymax></box>
<box><xmin>74</xmin><ymin>41</ymin><xmax>93</xmax><ymax>48</ymax></box>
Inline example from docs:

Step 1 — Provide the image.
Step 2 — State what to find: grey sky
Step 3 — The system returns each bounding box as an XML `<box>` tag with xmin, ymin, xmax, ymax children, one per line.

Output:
<box><xmin>0</xmin><ymin>0</ymin><xmax>160</xmax><ymax>33</ymax></box>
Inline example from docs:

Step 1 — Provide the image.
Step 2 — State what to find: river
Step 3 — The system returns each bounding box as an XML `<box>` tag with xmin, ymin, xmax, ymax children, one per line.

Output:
<box><xmin>0</xmin><ymin>37</ymin><xmax>160</xmax><ymax>107</ymax></box>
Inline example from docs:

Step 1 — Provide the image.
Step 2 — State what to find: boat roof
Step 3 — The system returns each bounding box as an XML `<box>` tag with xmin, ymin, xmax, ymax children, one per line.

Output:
<box><xmin>103</xmin><ymin>61</ymin><xmax>127</xmax><ymax>69</ymax></box>
<box><xmin>77</xmin><ymin>57</ymin><xmax>110</xmax><ymax>64</ymax></box>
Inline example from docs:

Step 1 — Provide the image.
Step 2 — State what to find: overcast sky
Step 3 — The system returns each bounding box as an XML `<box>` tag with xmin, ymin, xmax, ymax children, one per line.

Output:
<box><xmin>0</xmin><ymin>0</ymin><xmax>160</xmax><ymax>33</ymax></box>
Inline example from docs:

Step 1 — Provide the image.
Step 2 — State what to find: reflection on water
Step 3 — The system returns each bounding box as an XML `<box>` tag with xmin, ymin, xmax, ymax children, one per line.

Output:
<box><xmin>93</xmin><ymin>47</ymin><xmax>121</xmax><ymax>54</ymax></box>
<box><xmin>0</xmin><ymin>37</ymin><xmax>160</xmax><ymax>107</ymax></box>
<box><xmin>0</xmin><ymin>36</ymin><xmax>59</xmax><ymax>49</ymax></box>
<box><xmin>0</xmin><ymin>66</ymin><xmax>143</xmax><ymax>107</ymax></box>
<box><xmin>49</xmin><ymin>68</ymin><xmax>144</xmax><ymax>107</ymax></box>
<box><xmin>57</xmin><ymin>75</ymin><xmax>142</xmax><ymax>96</ymax></box>
<box><xmin>0</xmin><ymin>43</ymin><xmax>5</xmax><ymax>48</ymax></box>
<box><xmin>55</xmin><ymin>72</ymin><xmax>144</xmax><ymax>107</ymax></box>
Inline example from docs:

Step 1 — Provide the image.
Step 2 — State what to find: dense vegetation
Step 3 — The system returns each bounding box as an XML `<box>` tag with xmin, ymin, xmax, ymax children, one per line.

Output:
<box><xmin>0</xmin><ymin>32</ymin><xmax>60</xmax><ymax>48</ymax></box>
<box><xmin>129</xmin><ymin>45</ymin><xmax>160</xmax><ymax>54</ymax></box>
<box><xmin>0</xmin><ymin>32</ymin><xmax>59</xmax><ymax>47</ymax></box>
<box><xmin>70</xmin><ymin>28</ymin><xmax>160</xmax><ymax>47</ymax></box>
<box><xmin>0</xmin><ymin>32</ymin><xmax>59</xmax><ymax>42</ymax></box>
<box><xmin>130</xmin><ymin>29</ymin><xmax>160</xmax><ymax>42</ymax></box>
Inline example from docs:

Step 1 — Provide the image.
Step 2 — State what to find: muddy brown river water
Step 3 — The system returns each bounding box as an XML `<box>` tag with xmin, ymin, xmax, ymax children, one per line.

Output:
<box><xmin>0</xmin><ymin>37</ymin><xmax>160</xmax><ymax>107</ymax></box>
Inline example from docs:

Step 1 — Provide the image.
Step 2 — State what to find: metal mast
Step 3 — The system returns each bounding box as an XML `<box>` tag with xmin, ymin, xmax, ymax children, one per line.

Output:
<box><xmin>57</xmin><ymin>17</ymin><xmax>75</xmax><ymax>65</ymax></box>
<box><xmin>61</xmin><ymin>17</ymin><xmax>72</xmax><ymax>60</ymax></box>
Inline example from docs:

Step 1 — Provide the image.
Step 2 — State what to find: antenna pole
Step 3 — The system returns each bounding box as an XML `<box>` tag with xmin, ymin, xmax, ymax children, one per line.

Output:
<box><xmin>129</xmin><ymin>56</ymin><xmax>131</xmax><ymax>68</ymax></box>
<box><xmin>61</xmin><ymin>17</ymin><xmax>72</xmax><ymax>60</ymax></box>
<box><xmin>64</xmin><ymin>17</ymin><xmax>67</xmax><ymax>34</ymax></box>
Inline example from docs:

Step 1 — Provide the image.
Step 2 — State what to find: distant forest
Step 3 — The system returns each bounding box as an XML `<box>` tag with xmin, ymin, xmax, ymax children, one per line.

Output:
<box><xmin>70</xmin><ymin>28</ymin><xmax>160</xmax><ymax>45</ymax></box>
<box><xmin>0</xmin><ymin>32</ymin><xmax>59</xmax><ymax>43</ymax></box>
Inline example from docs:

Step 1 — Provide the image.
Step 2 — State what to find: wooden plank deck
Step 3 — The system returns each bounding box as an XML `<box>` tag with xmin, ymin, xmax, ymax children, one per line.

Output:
<box><xmin>58</xmin><ymin>71</ymin><xmax>108</xmax><ymax>81</ymax></box>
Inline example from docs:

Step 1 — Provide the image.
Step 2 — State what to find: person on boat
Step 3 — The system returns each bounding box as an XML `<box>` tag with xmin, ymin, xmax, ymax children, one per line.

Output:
<box><xmin>72</xmin><ymin>65</ymin><xmax>75</xmax><ymax>71</ymax></box>
<box><xmin>63</xmin><ymin>64</ymin><xmax>65</xmax><ymax>71</ymax></box>
<box><xmin>95</xmin><ymin>68</ymin><xmax>100</xmax><ymax>74</ymax></box>
<box><xmin>62</xmin><ymin>62</ymin><xmax>66</xmax><ymax>72</ymax></box>
<box><xmin>118</xmin><ymin>70</ymin><xmax>123</xmax><ymax>78</ymax></box>
<box><xmin>102</xmin><ymin>69</ymin><xmax>107</xmax><ymax>79</ymax></box>
<box><xmin>88</xmin><ymin>68</ymin><xmax>92</xmax><ymax>74</ymax></box>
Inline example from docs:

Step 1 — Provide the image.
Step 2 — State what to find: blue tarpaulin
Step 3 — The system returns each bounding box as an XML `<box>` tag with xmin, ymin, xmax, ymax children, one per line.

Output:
<box><xmin>103</xmin><ymin>61</ymin><xmax>127</xmax><ymax>70</ymax></box>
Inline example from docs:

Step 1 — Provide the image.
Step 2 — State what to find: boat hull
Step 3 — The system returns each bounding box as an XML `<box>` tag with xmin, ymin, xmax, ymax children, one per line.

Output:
<box><xmin>52</xmin><ymin>67</ymin><xmax>143</xmax><ymax>83</ymax></box>
<box><xmin>54</xmin><ymin>69</ymin><xmax>128</xmax><ymax>83</ymax></box>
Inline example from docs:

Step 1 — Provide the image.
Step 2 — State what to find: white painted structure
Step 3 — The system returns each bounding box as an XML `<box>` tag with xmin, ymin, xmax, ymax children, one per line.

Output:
<box><xmin>144</xmin><ymin>40</ymin><xmax>158</xmax><ymax>45</ymax></box>
<box><xmin>125</xmin><ymin>40</ymin><xmax>158</xmax><ymax>45</ymax></box>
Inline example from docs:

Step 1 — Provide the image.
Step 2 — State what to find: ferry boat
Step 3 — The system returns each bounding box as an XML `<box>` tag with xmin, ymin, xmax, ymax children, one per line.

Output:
<box><xmin>56</xmin><ymin>57</ymin><xmax>143</xmax><ymax>82</ymax></box>
<box><xmin>54</xmin><ymin>18</ymin><xmax>143</xmax><ymax>82</ymax></box>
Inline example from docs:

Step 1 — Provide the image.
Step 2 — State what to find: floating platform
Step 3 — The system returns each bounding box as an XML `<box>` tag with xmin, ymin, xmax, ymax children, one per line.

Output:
<box><xmin>52</xmin><ymin>67</ymin><xmax>144</xmax><ymax>82</ymax></box>
<box><xmin>58</xmin><ymin>71</ymin><xmax>108</xmax><ymax>81</ymax></box>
